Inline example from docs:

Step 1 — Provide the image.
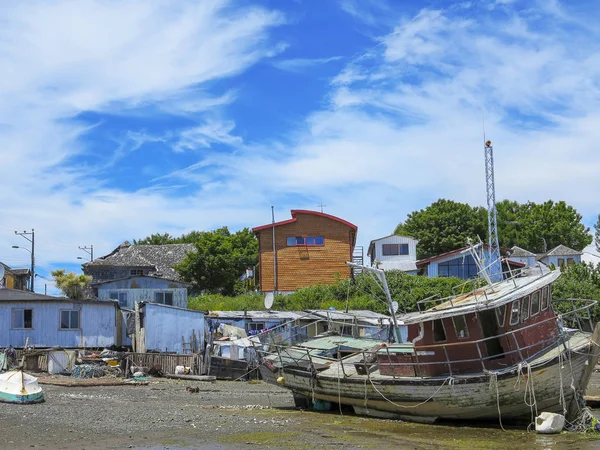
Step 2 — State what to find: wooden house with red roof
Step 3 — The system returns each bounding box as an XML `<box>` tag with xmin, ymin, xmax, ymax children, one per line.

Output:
<box><xmin>252</xmin><ymin>210</ymin><xmax>358</xmax><ymax>292</ymax></box>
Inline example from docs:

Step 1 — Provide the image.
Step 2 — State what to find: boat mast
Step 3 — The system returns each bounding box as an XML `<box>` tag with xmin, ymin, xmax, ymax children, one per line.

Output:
<box><xmin>484</xmin><ymin>140</ymin><xmax>503</xmax><ymax>282</ymax></box>
<box><xmin>346</xmin><ymin>262</ymin><xmax>402</xmax><ymax>343</ymax></box>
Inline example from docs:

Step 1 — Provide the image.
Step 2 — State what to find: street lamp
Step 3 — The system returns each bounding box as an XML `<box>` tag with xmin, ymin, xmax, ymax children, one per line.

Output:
<box><xmin>78</xmin><ymin>245</ymin><xmax>93</xmax><ymax>262</ymax></box>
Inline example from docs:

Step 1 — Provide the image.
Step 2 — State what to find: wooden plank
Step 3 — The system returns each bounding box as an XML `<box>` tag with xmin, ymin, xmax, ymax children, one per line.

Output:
<box><xmin>164</xmin><ymin>374</ymin><xmax>216</xmax><ymax>382</ymax></box>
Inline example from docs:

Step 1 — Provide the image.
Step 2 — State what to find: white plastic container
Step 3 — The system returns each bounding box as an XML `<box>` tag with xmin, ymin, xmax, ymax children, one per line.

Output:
<box><xmin>535</xmin><ymin>412</ymin><xmax>565</xmax><ymax>434</ymax></box>
<box><xmin>47</xmin><ymin>350</ymin><xmax>76</xmax><ymax>374</ymax></box>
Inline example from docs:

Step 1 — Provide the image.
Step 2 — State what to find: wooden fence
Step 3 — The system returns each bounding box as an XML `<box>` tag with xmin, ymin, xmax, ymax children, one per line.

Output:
<box><xmin>16</xmin><ymin>350</ymin><xmax>201</xmax><ymax>375</ymax></box>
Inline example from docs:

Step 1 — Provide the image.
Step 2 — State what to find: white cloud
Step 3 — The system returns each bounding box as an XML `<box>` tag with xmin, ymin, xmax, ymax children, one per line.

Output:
<box><xmin>0</xmin><ymin>0</ymin><xmax>284</xmax><ymax>288</ymax></box>
<box><xmin>173</xmin><ymin>1</ymin><xmax>600</xmax><ymax>250</ymax></box>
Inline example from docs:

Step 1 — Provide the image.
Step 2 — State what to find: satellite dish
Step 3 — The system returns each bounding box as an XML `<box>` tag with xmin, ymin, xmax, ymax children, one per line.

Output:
<box><xmin>264</xmin><ymin>292</ymin><xmax>274</xmax><ymax>310</ymax></box>
<box><xmin>390</xmin><ymin>301</ymin><xmax>399</xmax><ymax>314</ymax></box>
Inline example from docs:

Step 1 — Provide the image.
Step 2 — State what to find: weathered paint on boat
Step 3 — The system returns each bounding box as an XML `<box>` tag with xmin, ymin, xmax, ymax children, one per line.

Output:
<box><xmin>0</xmin><ymin>370</ymin><xmax>45</xmax><ymax>404</ymax></box>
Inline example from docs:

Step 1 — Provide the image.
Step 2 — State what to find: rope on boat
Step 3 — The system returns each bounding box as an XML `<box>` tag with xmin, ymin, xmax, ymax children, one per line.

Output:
<box><xmin>366</xmin><ymin>373</ymin><xmax>455</xmax><ymax>409</ymax></box>
<box><xmin>488</xmin><ymin>371</ymin><xmax>506</xmax><ymax>431</ymax></box>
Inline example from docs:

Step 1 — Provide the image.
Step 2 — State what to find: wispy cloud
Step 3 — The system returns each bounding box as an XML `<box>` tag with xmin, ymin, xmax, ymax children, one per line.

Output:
<box><xmin>271</xmin><ymin>56</ymin><xmax>343</xmax><ymax>73</ymax></box>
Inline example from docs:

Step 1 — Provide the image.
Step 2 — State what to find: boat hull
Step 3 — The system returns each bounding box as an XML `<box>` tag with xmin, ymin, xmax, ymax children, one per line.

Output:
<box><xmin>0</xmin><ymin>370</ymin><xmax>45</xmax><ymax>405</ymax></box>
<box><xmin>261</xmin><ymin>332</ymin><xmax>599</xmax><ymax>423</ymax></box>
<box><xmin>0</xmin><ymin>390</ymin><xmax>44</xmax><ymax>404</ymax></box>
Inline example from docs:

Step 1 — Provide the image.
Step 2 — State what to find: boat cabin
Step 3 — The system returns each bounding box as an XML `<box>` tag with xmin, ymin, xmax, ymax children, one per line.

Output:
<box><xmin>380</xmin><ymin>270</ymin><xmax>562</xmax><ymax>377</ymax></box>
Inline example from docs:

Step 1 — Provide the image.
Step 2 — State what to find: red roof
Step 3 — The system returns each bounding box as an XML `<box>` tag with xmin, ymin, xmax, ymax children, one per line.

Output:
<box><xmin>252</xmin><ymin>209</ymin><xmax>358</xmax><ymax>232</ymax></box>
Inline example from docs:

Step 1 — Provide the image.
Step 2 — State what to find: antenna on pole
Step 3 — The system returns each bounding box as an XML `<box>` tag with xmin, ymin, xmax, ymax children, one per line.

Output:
<box><xmin>484</xmin><ymin>140</ymin><xmax>502</xmax><ymax>282</ymax></box>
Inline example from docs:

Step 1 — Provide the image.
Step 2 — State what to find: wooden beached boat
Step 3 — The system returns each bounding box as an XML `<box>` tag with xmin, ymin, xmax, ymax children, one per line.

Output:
<box><xmin>0</xmin><ymin>370</ymin><xmax>45</xmax><ymax>404</ymax></box>
<box><xmin>258</xmin><ymin>258</ymin><xmax>600</xmax><ymax>424</ymax></box>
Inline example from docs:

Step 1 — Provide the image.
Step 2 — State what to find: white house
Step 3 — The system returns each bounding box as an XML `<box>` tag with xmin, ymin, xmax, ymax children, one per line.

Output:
<box><xmin>367</xmin><ymin>234</ymin><xmax>419</xmax><ymax>274</ymax></box>
<box><xmin>538</xmin><ymin>245</ymin><xmax>582</xmax><ymax>267</ymax></box>
<box><xmin>507</xmin><ymin>246</ymin><xmax>537</xmax><ymax>267</ymax></box>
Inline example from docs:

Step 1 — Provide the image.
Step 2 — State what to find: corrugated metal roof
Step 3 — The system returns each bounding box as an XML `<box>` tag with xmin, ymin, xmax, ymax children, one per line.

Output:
<box><xmin>0</xmin><ymin>287</ymin><xmax>117</xmax><ymax>305</ymax></box>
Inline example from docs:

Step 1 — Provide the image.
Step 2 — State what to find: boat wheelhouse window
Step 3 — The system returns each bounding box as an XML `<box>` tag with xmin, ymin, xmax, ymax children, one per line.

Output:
<box><xmin>541</xmin><ymin>286</ymin><xmax>550</xmax><ymax>311</ymax></box>
<box><xmin>531</xmin><ymin>291</ymin><xmax>541</xmax><ymax>316</ymax></box>
<box><xmin>452</xmin><ymin>315</ymin><xmax>469</xmax><ymax>339</ymax></box>
<box><xmin>509</xmin><ymin>300</ymin><xmax>520</xmax><ymax>326</ymax></box>
<box><xmin>495</xmin><ymin>305</ymin><xmax>506</xmax><ymax>328</ymax></box>
<box><xmin>432</xmin><ymin>319</ymin><xmax>447</xmax><ymax>342</ymax></box>
<box><xmin>521</xmin><ymin>296</ymin><xmax>530</xmax><ymax>322</ymax></box>
<box><xmin>11</xmin><ymin>308</ymin><xmax>33</xmax><ymax>329</ymax></box>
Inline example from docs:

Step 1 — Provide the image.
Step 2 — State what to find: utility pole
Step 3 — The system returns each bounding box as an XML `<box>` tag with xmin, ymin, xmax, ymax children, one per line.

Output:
<box><xmin>15</xmin><ymin>229</ymin><xmax>34</xmax><ymax>291</ymax></box>
<box><xmin>271</xmin><ymin>206</ymin><xmax>277</xmax><ymax>293</ymax></box>
<box><xmin>78</xmin><ymin>245</ymin><xmax>94</xmax><ymax>261</ymax></box>
<box><xmin>484</xmin><ymin>141</ymin><xmax>502</xmax><ymax>282</ymax></box>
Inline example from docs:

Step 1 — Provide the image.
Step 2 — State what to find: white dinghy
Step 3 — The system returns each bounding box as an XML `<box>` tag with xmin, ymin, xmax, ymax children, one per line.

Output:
<box><xmin>0</xmin><ymin>370</ymin><xmax>44</xmax><ymax>404</ymax></box>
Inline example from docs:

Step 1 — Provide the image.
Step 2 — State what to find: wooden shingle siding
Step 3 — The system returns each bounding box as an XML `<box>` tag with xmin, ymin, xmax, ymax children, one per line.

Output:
<box><xmin>256</xmin><ymin>212</ymin><xmax>356</xmax><ymax>291</ymax></box>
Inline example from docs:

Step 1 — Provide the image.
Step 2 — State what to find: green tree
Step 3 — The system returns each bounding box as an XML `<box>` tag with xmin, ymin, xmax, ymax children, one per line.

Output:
<box><xmin>134</xmin><ymin>230</ymin><xmax>205</xmax><ymax>245</ymax></box>
<box><xmin>595</xmin><ymin>214</ymin><xmax>600</xmax><ymax>253</ymax></box>
<box><xmin>394</xmin><ymin>199</ymin><xmax>487</xmax><ymax>259</ymax></box>
<box><xmin>51</xmin><ymin>269</ymin><xmax>92</xmax><ymax>300</ymax></box>
<box><xmin>395</xmin><ymin>199</ymin><xmax>592</xmax><ymax>258</ymax></box>
<box><xmin>175</xmin><ymin>227</ymin><xmax>258</xmax><ymax>295</ymax></box>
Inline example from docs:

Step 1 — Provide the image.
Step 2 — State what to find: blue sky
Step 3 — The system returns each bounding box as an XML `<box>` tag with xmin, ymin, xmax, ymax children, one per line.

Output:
<box><xmin>1</xmin><ymin>0</ymin><xmax>600</xmax><ymax>293</ymax></box>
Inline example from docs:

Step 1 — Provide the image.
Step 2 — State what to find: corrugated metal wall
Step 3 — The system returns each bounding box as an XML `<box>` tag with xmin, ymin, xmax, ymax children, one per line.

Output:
<box><xmin>143</xmin><ymin>303</ymin><xmax>205</xmax><ymax>353</ymax></box>
<box><xmin>1</xmin><ymin>301</ymin><xmax>117</xmax><ymax>348</ymax></box>
<box><xmin>97</xmin><ymin>276</ymin><xmax>188</xmax><ymax>309</ymax></box>
<box><xmin>371</xmin><ymin>235</ymin><xmax>418</xmax><ymax>264</ymax></box>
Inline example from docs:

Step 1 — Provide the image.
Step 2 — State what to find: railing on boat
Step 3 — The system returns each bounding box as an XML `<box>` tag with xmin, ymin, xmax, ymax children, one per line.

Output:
<box><xmin>255</xmin><ymin>298</ymin><xmax>597</xmax><ymax>379</ymax></box>
<box><xmin>416</xmin><ymin>263</ymin><xmax>549</xmax><ymax>313</ymax></box>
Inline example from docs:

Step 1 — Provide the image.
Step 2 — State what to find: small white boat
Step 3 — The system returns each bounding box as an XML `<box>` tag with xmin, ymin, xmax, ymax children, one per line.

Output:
<box><xmin>0</xmin><ymin>370</ymin><xmax>44</xmax><ymax>404</ymax></box>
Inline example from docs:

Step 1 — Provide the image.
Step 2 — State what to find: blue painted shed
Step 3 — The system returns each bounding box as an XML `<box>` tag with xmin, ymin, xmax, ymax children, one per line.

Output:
<box><xmin>136</xmin><ymin>302</ymin><xmax>205</xmax><ymax>354</ymax></box>
<box><xmin>0</xmin><ymin>288</ymin><xmax>119</xmax><ymax>348</ymax></box>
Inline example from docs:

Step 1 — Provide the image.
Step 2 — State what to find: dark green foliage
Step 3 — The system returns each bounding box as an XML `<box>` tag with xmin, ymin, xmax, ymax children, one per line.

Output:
<box><xmin>134</xmin><ymin>230</ymin><xmax>205</xmax><ymax>245</ymax></box>
<box><xmin>395</xmin><ymin>199</ymin><xmax>592</xmax><ymax>258</ymax></box>
<box><xmin>188</xmin><ymin>271</ymin><xmax>465</xmax><ymax>314</ymax></box>
<box><xmin>175</xmin><ymin>227</ymin><xmax>258</xmax><ymax>296</ymax></box>
<box><xmin>553</xmin><ymin>262</ymin><xmax>600</xmax><ymax>324</ymax></box>
<box><xmin>394</xmin><ymin>199</ymin><xmax>488</xmax><ymax>259</ymax></box>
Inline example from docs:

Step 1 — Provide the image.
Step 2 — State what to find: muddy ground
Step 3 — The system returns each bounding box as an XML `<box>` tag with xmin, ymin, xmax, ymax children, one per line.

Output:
<box><xmin>2</xmin><ymin>377</ymin><xmax>600</xmax><ymax>450</ymax></box>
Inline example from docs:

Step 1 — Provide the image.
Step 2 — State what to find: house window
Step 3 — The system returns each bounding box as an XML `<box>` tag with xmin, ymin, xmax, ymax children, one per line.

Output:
<box><xmin>531</xmin><ymin>291</ymin><xmax>541</xmax><ymax>316</ymax></box>
<box><xmin>452</xmin><ymin>315</ymin><xmax>469</xmax><ymax>339</ymax></box>
<box><xmin>495</xmin><ymin>305</ymin><xmax>506</xmax><ymax>327</ymax></box>
<box><xmin>154</xmin><ymin>292</ymin><xmax>174</xmax><ymax>306</ymax></box>
<box><xmin>130</xmin><ymin>269</ymin><xmax>144</xmax><ymax>276</ymax></box>
<box><xmin>286</xmin><ymin>236</ymin><xmax>325</xmax><ymax>247</ymax></box>
<box><xmin>382</xmin><ymin>244</ymin><xmax>409</xmax><ymax>256</ymax></box>
<box><xmin>109</xmin><ymin>291</ymin><xmax>128</xmax><ymax>307</ymax></box>
<box><xmin>438</xmin><ymin>254</ymin><xmax>479</xmax><ymax>279</ymax></box>
<box><xmin>60</xmin><ymin>310</ymin><xmax>80</xmax><ymax>330</ymax></box>
<box><xmin>567</xmin><ymin>258</ymin><xmax>575</xmax><ymax>265</ymax></box>
<box><xmin>541</xmin><ymin>286</ymin><xmax>550</xmax><ymax>311</ymax></box>
<box><xmin>248</xmin><ymin>322</ymin><xmax>265</xmax><ymax>332</ymax></box>
<box><xmin>557</xmin><ymin>258</ymin><xmax>565</xmax><ymax>267</ymax></box>
<box><xmin>11</xmin><ymin>309</ymin><xmax>33</xmax><ymax>329</ymax></box>
<box><xmin>509</xmin><ymin>300</ymin><xmax>520</xmax><ymax>326</ymax></box>
<box><xmin>521</xmin><ymin>296</ymin><xmax>530</xmax><ymax>323</ymax></box>
<box><xmin>432</xmin><ymin>319</ymin><xmax>447</xmax><ymax>342</ymax></box>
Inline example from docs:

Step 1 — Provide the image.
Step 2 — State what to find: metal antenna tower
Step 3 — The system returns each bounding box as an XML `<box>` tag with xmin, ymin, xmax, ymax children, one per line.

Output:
<box><xmin>484</xmin><ymin>140</ymin><xmax>502</xmax><ymax>282</ymax></box>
